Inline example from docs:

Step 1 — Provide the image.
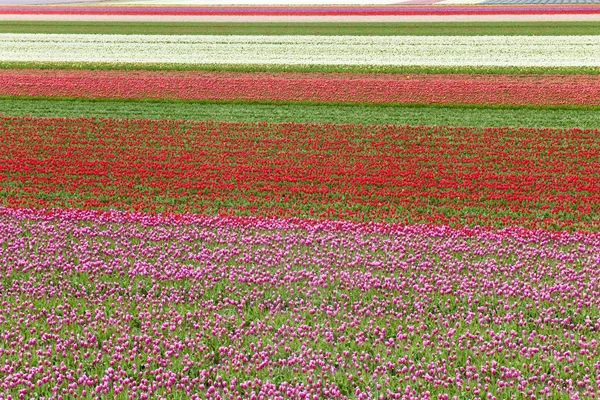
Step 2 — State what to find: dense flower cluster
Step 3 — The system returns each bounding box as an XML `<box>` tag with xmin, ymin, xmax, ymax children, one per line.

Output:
<box><xmin>0</xmin><ymin>116</ymin><xmax>598</xmax><ymax>230</ymax></box>
<box><xmin>2</xmin><ymin>34</ymin><xmax>600</xmax><ymax>66</ymax></box>
<box><xmin>0</xmin><ymin>207</ymin><xmax>599</xmax><ymax>399</ymax></box>
<box><xmin>3</xmin><ymin>69</ymin><xmax>600</xmax><ymax>107</ymax></box>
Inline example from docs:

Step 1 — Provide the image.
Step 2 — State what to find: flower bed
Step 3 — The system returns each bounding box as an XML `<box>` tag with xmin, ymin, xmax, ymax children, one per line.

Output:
<box><xmin>1</xmin><ymin>207</ymin><xmax>598</xmax><ymax>399</ymax></box>
<box><xmin>1</xmin><ymin>116</ymin><xmax>598</xmax><ymax>230</ymax></box>
<box><xmin>2</xmin><ymin>34</ymin><xmax>600</xmax><ymax>66</ymax></box>
<box><xmin>3</xmin><ymin>69</ymin><xmax>600</xmax><ymax>107</ymax></box>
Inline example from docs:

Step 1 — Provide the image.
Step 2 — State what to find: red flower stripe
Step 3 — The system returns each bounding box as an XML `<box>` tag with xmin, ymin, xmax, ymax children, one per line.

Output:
<box><xmin>3</xmin><ymin>69</ymin><xmax>600</xmax><ymax>108</ymax></box>
<box><xmin>1</xmin><ymin>5</ymin><xmax>600</xmax><ymax>15</ymax></box>
<box><xmin>0</xmin><ymin>116</ymin><xmax>598</xmax><ymax>231</ymax></box>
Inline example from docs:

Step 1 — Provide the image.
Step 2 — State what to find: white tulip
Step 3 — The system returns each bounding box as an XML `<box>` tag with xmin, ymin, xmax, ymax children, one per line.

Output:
<box><xmin>1</xmin><ymin>34</ymin><xmax>599</xmax><ymax>66</ymax></box>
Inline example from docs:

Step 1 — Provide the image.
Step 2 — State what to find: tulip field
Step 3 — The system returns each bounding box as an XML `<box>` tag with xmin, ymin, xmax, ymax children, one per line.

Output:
<box><xmin>0</xmin><ymin>5</ymin><xmax>599</xmax><ymax>400</ymax></box>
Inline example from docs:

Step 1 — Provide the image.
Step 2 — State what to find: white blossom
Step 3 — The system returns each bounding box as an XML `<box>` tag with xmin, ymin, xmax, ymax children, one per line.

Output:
<box><xmin>1</xmin><ymin>34</ymin><xmax>599</xmax><ymax>66</ymax></box>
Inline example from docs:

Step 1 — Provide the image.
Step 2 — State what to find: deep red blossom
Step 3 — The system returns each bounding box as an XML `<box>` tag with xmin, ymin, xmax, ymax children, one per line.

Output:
<box><xmin>0</xmin><ymin>116</ymin><xmax>598</xmax><ymax>230</ymax></box>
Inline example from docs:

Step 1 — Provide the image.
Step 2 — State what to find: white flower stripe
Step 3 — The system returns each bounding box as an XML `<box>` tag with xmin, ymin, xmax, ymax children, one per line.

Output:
<box><xmin>1</xmin><ymin>34</ymin><xmax>599</xmax><ymax>66</ymax></box>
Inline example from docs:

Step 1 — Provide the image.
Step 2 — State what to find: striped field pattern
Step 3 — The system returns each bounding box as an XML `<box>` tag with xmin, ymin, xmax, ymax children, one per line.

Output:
<box><xmin>0</xmin><ymin>7</ymin><xmax>599</xmax><ymax>400</ymax></box>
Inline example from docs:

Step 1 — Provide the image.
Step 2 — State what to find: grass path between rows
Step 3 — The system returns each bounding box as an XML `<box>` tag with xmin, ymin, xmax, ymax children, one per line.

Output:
<box><xmin>2</xmin><ymin>62</ymin><xmax>600</xmax><ymax>75</ymax></box>
<box><xmin>2</xmin><ymin>98</ymin><xmax>600</xmax><ymax>129</ymax></box>
<box><xmin>2</xmin><ymin>21</ymin><xmax>600</xmax><ymax>36</ymax></box>
<box><xmin>2</xmin><ymin>96</ymin><xmax>600</xmax><ymax>112</ymax></box>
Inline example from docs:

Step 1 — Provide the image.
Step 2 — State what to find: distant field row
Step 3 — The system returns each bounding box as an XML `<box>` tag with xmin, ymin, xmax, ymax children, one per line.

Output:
<box><xmin>3</xmin><ymin>98</ymin><xmax>600</xmax><ymax>129</ymax></box>
<box><xmin>2</xmin><ymin>34</ymin><xmax>600</xmax><ymax>70</ymax></box>
<box><xmin>3</xmin><ymin>69</ymin><xmax>599</xmax><ymax>108</ymax></box>
<box><xmin>3</xmin><ymin>61</ymin><xmax>600</xmax><ymax>75</ymax></box>
<box><xmin>2</xmin><ymin>21</ymin><xmax>600</xmax><ymax>35</ymax></box>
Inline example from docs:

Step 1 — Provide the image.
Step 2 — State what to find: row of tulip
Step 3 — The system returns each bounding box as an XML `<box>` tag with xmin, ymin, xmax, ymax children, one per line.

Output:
<box><xmin>1</xmin><ymin>116</ymin><xmax>598</xmax><ymax>231</ymax></box>
<box><xmin>1</xmin><ymin>206</ymin><xmax>598</xmax><ymax>399</ymax></box>
<box><xmin>2</xmin><ymin>34</ymin><xmax>600</xmax><ymax>66</ymax></box>
<box><xmin>2</xmin><ymin>4</ymin><xmax>599</xmax><ymax>14</ymax></box>
<box><xmin>3</xmin><ymin>69</ymin><xmax>600</xmax><ymax>107</ymax></box>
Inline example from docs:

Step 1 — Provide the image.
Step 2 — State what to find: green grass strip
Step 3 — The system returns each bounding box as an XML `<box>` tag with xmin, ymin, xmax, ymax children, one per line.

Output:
<box><xmin>2</xmin><ymin>98</ymin><xmax>599</xmax><ymax>129</ymax></box>
<box><xmin>2</xmin><ymin>61</ymin><xmax>600</xmax><ymax>75</ymax></box>
<box><xmin>2</xmin><ymin>21</ymin><xmax>600</xmax><ymax>36</ymax></box>
<box><xmin>2</xmin><ymin>96</ymin><xmax>599</xmax><ymax>112</ymax></box>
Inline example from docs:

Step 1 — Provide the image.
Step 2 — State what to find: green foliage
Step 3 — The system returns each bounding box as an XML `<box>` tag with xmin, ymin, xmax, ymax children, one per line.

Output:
<box><xmin>2</xmin><ymin>98</ymin><xmax>600</xmax><ymax>129</ymax></box>
<box><xmin>1</xmin><ymin>61</ymin><xmax>600</xmax><ymax>75</ymax></box>
<box><xmin>1</xmin><ymin>21</ymin><xmax>600</xmax><ymax>36</ymax></box>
